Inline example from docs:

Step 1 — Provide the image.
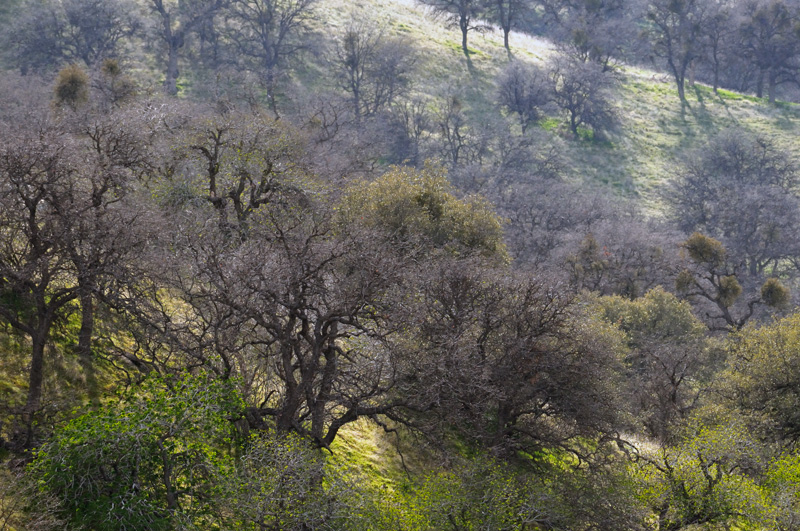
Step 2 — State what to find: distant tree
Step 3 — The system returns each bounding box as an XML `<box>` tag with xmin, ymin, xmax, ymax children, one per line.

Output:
<box><xmin>485</xmin><ymin>0</ymin><xmax>535</xmax><ymax>54</ymax></box>
<box><xmin>497</xmin><ymin>176</ymin><xmax>612</xmax><ymax>266</ymax></box>
<box><xmin>340</xmin><ymin>163</ymin><xmax>508</xmax><ymax>259</ymax></box>
<box><xmin>555</xmin><ymin>0</ymin><xmax>637</xmax><ymax>70</ymax></box>
<box><xmin>92</xmin><ymin>59</ymin><xmax>138</xmax><ymax>109</ymax></box>
<box><xmin>565</xmin><ymin>220</ymin><xmax>681</xmax><ymax>299</ymax></box>
<box><xmin>333</xmin><ymin>21</ymin><xmax>416</xmax><ymax>120</ymax></box>
<box><xmin>7</xmin><ymin>0</ymin><xmax>141</xmax><ymax>73</ymax></box>
<box><xmin>226</xmin><ymin>0</ymin><xmax>317</xmax><ymax>116</ymax></box>
<box><xmin>53</xmin><ymin>64</ymin><xmax>90</xmax><ymax>109</ymax></box>
<box><xmin>701</xmin><ymin>0</ymin><xmax>736</xmax><ymax>93</ymax></box>
<box><xmin>160</xmin><ymin>109</ymin><xmax>311</xmax><ymax>239</ymax></box>
<box><xmin>146</xmin><ymin>0</ymin><xmax>230</xmax><ymax>95</ymax></box>
<box><xmin>675</xmin><ymin>233</ymin><xmax>789</xmax><ymax>331</ymax></box>
<box><xmin>496</xmin><ymin>59</ymin><xmax>551</xmax><ymax>132</ymax></box>
<box><xmin>418</xmin><ymin>0</ymin><xmax>488</xmax><ymax>56</ymax></box>
<box><xmin>645</xmin><ymin>0</ymin><xmax>709</xmax><ymax>102</ymax></box>
<box><xmin>739</xmin><ymin>0</ymin><xmax>800</xmax><ymax>102</ymax></box>
<box><xmin>666</xmin><ymin>129</ymin><xmax>800</xmax><ymax>278</ymax></box>
<box><xmin>549</xmin><ymin>56</ymin><xmax>617</xmax><ymax>138</ymax></box>
<box><xmin>434</xmin><ymin>93</ymin><xmax>481</xmax><ymax>166</ymax></box>
<box><xmin>385</xmin><ymin>97</ymin><xmax>432</xmax><ymax>165</ymax></box>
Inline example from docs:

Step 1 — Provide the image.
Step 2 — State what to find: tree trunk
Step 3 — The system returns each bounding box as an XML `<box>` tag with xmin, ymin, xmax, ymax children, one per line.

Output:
<box><xmin>21</xmin><ymin>329</ymin><xmax>48</xmax><ymax>448</ymax></box>
<box><xmin>756</xmin><ymin>69</ymin><xmax>765</xmax><ymax>98</ymax></box>
<box><xmin>77</xmin><ymin>286</ymin><xmax>94</xmax><ymax>359</ymax></box>
<box><xmin>263</xmin><ymin>67</ymin><xmax>280</xmax><ymax>119</ymax></box>
<box><xmin>768</xmin><ymin>70</ymin><xmax>777</xmax><ymax>103</ymax></box>
<box><xmin>77</xmin><ymin>283</ymin><xmax>100</xmax><ymax>401</ymax></box>
<box><xmin>668</xmin><ymin>57</ymin><xmax>686</xmax><ymax>102</ymax></box>
<box><xmin>713</xmin><ymin>65</ymin><xmax>719</xmax><ymax>93</ymax></box>
<box><xmin>165</xmin><ymin>36</ymin><xmax>181</xmax><ymax>96</ymax></box>
<box><xmin>460</xmin><ymin>13</ymin><xmax>469</xmax><ymax>56</ymax></box>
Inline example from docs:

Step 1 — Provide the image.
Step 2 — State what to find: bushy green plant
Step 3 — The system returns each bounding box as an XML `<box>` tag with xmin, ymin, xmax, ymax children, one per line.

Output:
<box><xmin>29</xmin><ymin>372</ymin><xmax>243</xmax><ymax>530</ymax></box>
<box><xmin>340</xmin><ymin>162</ymin><xmax>508</xmax><ymax>262</ymax></box>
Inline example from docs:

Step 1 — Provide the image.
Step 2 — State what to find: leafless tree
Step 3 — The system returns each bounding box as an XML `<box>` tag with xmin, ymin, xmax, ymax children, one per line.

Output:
<box><xmin>226</xmin><ymin>0</ymin><xmax>317</xmax><ymax>116</ymax></box>
<box><xmin>485</xmin><ymin>0</ymin><xmax>535</xmax><ymax>54</ymax></box>
<box><xmin>549</xmin><ymin>56</ymin><xmax>617</xmax><ymax>138</ymax></box>
<box><xmin>645</xmin><ymin>0</ymin><xmax>709</xmax><ymax>102</ymax></box>
<box><xmin>419</xmin><ymin>0</ymin><xmax>488</xmax><ymax>56</ymax></box>
<box><xmin>496</xmin><ymin>59</ymin><xmax>551</xmax><ymax>133</ymax></box>
<box><xmin>407</xmin><ymin>258</ymin><xmax>627</xmax><ymax>455</ymax></box>
<box><xmin>739</xmin><ymin>0</ymin><xmax>800</xmax><ymax>102</ymax></box>
<box><xmin>333</xmin><ymin>21</ymin><xmax>416</xmax><ymax>120</ymax></box>
<box><xmin>146</xmin><ymin>0</ymin><xmax>230</xmax><ymax>95</ymax></box>
<box><xmin>7</xmin><ymin>0</ymin><xmax>141</xmax><ymax>73</ymax></box>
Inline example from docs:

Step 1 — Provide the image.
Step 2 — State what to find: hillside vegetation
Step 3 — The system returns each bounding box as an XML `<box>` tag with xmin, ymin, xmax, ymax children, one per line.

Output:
<box><xmin>3</xmin><ymin>0</ymin><xmax>800</xmax><ymax>530</ymax></box>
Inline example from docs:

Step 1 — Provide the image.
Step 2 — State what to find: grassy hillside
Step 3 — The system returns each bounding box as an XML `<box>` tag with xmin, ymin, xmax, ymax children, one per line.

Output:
<box><xmin>307</xmin><ymin>0</ymin><xmax>800</xmax><ymax>208</ymax></box>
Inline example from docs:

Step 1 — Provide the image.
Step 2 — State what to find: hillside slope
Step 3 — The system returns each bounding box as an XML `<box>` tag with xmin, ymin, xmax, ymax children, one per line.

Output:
<box><xmin>307</xmin><ymin>0</ymin><xmax>800</xmax><ymax>207</ymax></box>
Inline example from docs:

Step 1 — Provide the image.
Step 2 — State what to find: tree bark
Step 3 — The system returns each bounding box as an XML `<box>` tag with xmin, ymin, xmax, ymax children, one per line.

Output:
<box><xmin>21</xmin><ymin>327</ymin><xmax>48</xmax><ymax>448</ymax></box>
<box><xmin>165</xmin><ymin>35</ymin><xmax>182</xmax><ymax>96</ymax></box>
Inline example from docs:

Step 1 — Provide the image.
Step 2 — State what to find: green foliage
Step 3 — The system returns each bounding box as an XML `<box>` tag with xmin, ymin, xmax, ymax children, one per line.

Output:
<box><xmin>764</xmin><ymin>452</ymin><xmax>800</xmax><ymax>530</ymax></box>
<box><xmin>725</xmin><ymin>312</ymin><xmax>800</xmax><ymax>443</ymax></box>
<box><xmin>222</xmin><ymin>432</ymin><xmax>372</xmax><ymax>531</ymax></box>
<box><xmin>53</xmin><ymin>64</ymin><xmax>89</xmax><ymax>109</ymax></box>
<box><xmin>684</xmin><ymin>232</ymin><xmax>726</xmax><ymax>268</ymax></box>
<box><xmin>675</xmin><ymin>268</ymin><xmax>695</xmax><ymax>294</ymax></box>
<box><xmin>597</xmin><ymin>287</ymin><xmax>707</xmax><ymax>347</ymax></box>
<box><xmin>634</xmin><ymin>417</ymin><xmax>769</xmax><ymax>530</ymax></box>
<box><xmin>413</xmin><ymin>458</ymin><xmax>557</xmax><ymax>530</ymax></box>
<box><xmin>29</xmin><ymin>372</ymin><xmax>244</xmax><ymax>530</ymax></box>
<box><xmin>761</xmin><ymin>277</ymin><xmax>790</xmax><ymax>308</ymax></box>
<box><xmin>340</xmin><ymin>162</ymin><xmax>508</xmax><ymax>261</ymax></box>
<box><xmin>595</xmin><ymin>288</ymin><xmax>716</xmax><ymax>438</ymax></box>
<box><xmin>718</xmin><ymin>275</ymin><xmax>742</xmax><ymax>307</ymax></box>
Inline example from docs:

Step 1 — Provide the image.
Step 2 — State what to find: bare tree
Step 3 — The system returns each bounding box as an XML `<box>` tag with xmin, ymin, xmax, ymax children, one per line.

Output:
<box><xmin>0</xmin><ymin>124</ymin><xmax>142</xmax><ymax>446</ymax></box>
<box><xmin>419</xmin><ymin>0</ymin><xmax>488</xmax><ymax>56</ymax></box>
<box><xmin>496</xmin><ymin>59</ymin><xmax>551</xmax><ymax>132</ymax></box>
<box><xmin>485</xmin><ymin>0</ymin><xmax>535</xmax><ymax>54</ymax></box>
<box><xmin>701</xmin><ymin>0</ymin><xmax>736</xmax><ymax>93</ymax></box>
<box><xmin>386</xmin><ymin>97</ymin><xmax>432</xmax><ymax>165</ymax></box>
<box><xmin>549</xmin><ymin>56</ymin><xmax>617</xmax><ymax>138</ymax></box>
<box><xmin>665</xmin><ymin>129</ymin><xmax>800</xmax><ymax>278</ymax></box>
<box><xmin>146</xmin><ymin>0</ymin><xmax>230</xmax><ymax>95</ymax></box>
<box><xmin>154</xmin><ymin>201</ymin><xmax>425</xmax><ymax>448</ymax></box>
<box><xmin>226</xmin><ymin>0</ymin><xmax>317</xmax><ymax>116</ymax></box>
<box><xmin>435</xmin><ymin>93</ymin><xmax>480</xmax><ymax>166</ymax></box>
<box><xmin>645</xmin><ymin>0</ymin><xmax>709</xmax><ymax>102</ymax></box>
<box><xmin>739</xmin><ymin>0</ymin><xmax>800</xmax><ymax>102</ymax></box>
<box><xmin>407</xmin><ymin>258</ymin><xmax>627</xmax><ymax>455</ymax></box>
<box><xmin>675</xmin><ymin>233</ymin><xmax>790</xmax><ymax>331</ymax></box>
<box><xmin>334</xmin><ymin>21</ymin><xmax>416</xmax><ymax>120</ymax></box>
<box><xmin>7</xmin><ymin>0</ymin><xmax>141</xmax><ymax>73</ymax></box>
<box><xmin>0</xmin><ymin>125</ymin><xmax>80</xmax><ymax>448</ymax></box>
<box><xmin>555</xmin><ymin>0</ymin><xmax>637</xmax><ymax>70</ymax></box>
